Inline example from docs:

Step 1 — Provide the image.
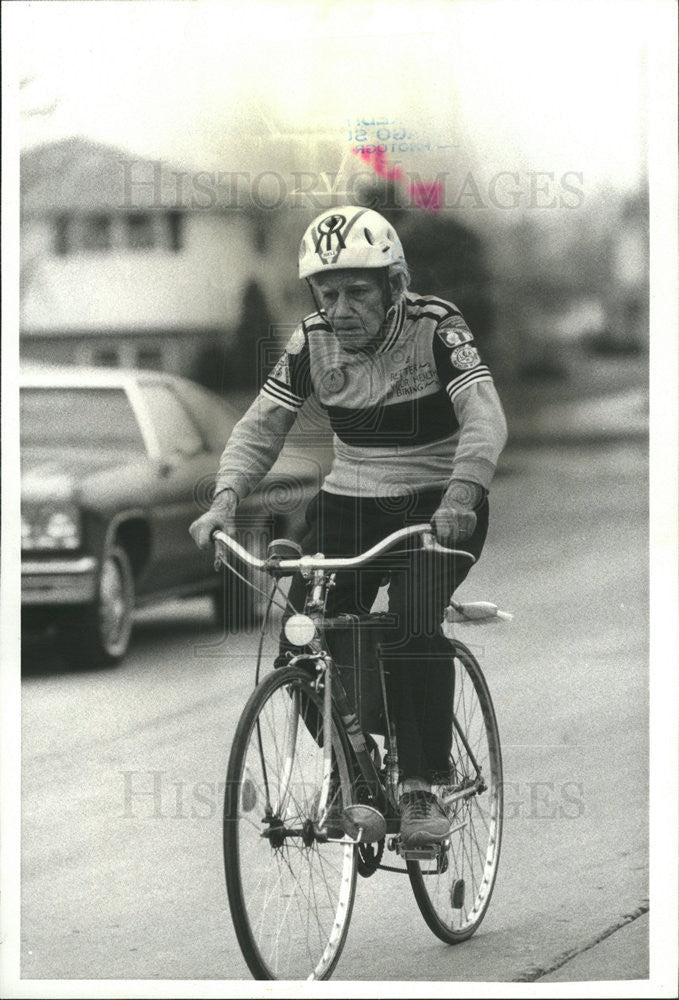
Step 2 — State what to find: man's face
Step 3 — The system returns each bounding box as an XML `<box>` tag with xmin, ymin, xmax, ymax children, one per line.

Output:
<box><xmin>309</xmin><ymin>269</ymin><xmax>387</xmax><ymax>352</ymax></box>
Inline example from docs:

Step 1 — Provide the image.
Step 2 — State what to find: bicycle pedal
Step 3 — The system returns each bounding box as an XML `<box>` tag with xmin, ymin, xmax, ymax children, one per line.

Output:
<box><xmin>396</xmin><ymin>843</ymin><xmax>439</xmax><ymax>861</ymax></box>
<box><xmin>342</xmin><ymin>804</ymin><xmax>386</xmax><ymax>843</ymax></box>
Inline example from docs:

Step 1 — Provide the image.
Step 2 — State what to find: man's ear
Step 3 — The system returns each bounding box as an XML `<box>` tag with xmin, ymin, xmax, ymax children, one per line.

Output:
<box><xmin>388</xmin><ymin>271</ymin><xmax>407</xmax><ymax>303</ymax></box>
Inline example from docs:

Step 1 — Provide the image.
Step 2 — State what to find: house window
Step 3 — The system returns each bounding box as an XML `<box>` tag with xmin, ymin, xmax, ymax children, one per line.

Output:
<box><xmin>136</xmin><ymin>346</ymin><xmax>163</xmax><ymax>370</ymax></box>
<box><xmin>54</xmin><ymin>213</ymin><xmax>74</xmax><ymax>255</ymax></box>
<box><xmin>126</xmin><ymin>212</ymin><xmax>155</xmax><ymax>250</ymax></box>
<box><xmin>52</xmin><ymin>211</ymin><xmax>184</xmax><ymax>254</ymax></box>
<box><xmin>93</xmin><ymin>347</ymin><xmax>120</xmax><ymax>367</ymax></box>
<box><xmin>167</xmin><ymin>210</ymin><xmax>184</xmax><ymax>252</ymax></box>
<box><xmin>82</xmin><ymin>213</ymin><xmax>112</xmax><ymax>251</ymax></box>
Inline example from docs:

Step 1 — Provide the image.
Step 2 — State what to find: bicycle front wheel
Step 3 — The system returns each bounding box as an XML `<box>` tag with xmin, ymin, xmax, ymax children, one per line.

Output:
<box><xmin>407</xmin><ymin>641</ymin><xmax>503</xmax><ymax>943</ymax></box>
<box><xmin>223</xmin><ymin>665</ymin><xmax>357</xmax><ymax>980</ymax></box>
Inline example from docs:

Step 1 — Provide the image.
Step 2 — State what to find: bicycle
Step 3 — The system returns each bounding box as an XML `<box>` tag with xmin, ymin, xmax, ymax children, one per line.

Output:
<box><xmin>212</xmin><ymin>523</ymin><xmax>506</xmax><ymax>981</ymax></box>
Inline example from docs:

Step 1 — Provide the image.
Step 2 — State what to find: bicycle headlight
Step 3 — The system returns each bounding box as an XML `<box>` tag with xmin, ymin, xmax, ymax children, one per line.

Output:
<box><xmin>21</xmin><ymin>503</ymin><xmax>82</xmax><ymax>550</ymax></box>
<box><xmin>283</xmin><ymin>614</ymin><xmax>317</xmax><ymax>647</ymax></box>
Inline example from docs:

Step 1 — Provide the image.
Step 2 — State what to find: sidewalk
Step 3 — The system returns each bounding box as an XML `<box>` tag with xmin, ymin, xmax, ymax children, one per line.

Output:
<box><xmin>506</xmin><ymin>387</ymin><xmax>648</xmax><ymax>446</ymax></box>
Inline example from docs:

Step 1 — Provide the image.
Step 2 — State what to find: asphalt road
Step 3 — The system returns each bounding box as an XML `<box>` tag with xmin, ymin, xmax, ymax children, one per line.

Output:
<box><xmin>19</xmin><ymin>440</ymin><xmax>649</xmax><ymax>984</ymax></box>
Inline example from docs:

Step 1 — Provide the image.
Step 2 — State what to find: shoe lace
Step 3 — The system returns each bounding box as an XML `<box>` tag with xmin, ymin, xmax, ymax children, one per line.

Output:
<box><xmin>405</xmin><ymin>791</ymin><xmax>434</xmax><ymax>819</ymax></box>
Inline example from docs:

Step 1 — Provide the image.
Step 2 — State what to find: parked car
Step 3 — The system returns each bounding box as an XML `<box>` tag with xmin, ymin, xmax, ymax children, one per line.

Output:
<box><xmin>20</xmin><ymin>365</ymin><xmax>328</xmax><ymax>667</ymax></box>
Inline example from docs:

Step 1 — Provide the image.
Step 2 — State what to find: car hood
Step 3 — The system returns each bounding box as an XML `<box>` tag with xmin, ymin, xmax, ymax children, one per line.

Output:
<box><xmin>21</xmin><ymin>446</ymin><xmax>142</xmax><ymax>502</ymax></box>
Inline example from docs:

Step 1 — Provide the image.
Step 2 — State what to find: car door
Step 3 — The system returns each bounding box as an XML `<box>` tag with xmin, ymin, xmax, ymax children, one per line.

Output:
<box><xmin>133</xmin><ymin>378</ymin><xmax>216</xmax><ymax>592</ymax></box>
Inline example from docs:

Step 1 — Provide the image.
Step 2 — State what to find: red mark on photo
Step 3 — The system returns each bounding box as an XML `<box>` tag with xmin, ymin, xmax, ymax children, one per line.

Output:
<box><xmin>352</xmin><ymin>147</ymin><xmax>443</xmax><ymax>214</ymax></box>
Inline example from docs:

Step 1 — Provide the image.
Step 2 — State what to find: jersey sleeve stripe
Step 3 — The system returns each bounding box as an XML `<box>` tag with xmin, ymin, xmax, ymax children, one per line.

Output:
<box><xmin>406</xmin><ymin>296</ymin><xmax>459</xmax><ymax>319</ymax></box>
<box><xmin>445</xmin><ymin>367</ymin><xmax>493</xmax><ymax>401</ymax></box>
<box><xmin>408</xmin><ymin>309</ymin><xmax>462</xmax><ymax>323</ymax></box>
<box><xmin>262</xmin><ymin>380</ymin><xmax>305</xmax><ymax>411</ymax></box>
<box><xmin>265</xmin><ymin>377</ymin><xmax>306</xmax><ymax>403</ymax></box>
<box><xmin>261</xmin><ymin>386</ymin><xmax>302</xmax><ymax>412</ymax></box>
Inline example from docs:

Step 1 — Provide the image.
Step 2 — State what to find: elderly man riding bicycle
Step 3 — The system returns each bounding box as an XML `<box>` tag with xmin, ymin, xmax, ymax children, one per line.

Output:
<box><xmin>190</xmin><ymin>205</ymin><xmax>507</xmax><ymax>848</ymax></box>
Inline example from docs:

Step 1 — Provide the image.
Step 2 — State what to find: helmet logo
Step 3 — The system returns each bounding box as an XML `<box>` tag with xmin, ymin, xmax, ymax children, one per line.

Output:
<box><xmin>314</xmin><ymin>213</ymin><xmax>347</xmax><ymax>262</ymax></box>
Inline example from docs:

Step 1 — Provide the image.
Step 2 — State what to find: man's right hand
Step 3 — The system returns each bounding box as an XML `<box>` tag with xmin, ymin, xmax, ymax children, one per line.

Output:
<box><xmin>189</xmin><ymin>491</ymin><xmax>238</xmax><ymax>550</ymax></box>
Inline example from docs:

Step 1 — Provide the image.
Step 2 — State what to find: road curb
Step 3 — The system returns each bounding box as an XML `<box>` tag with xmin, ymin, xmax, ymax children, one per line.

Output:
<box><xmin>513</xmin><ymin>901</ymin><xmax>649</xmax><ymax>982</ymax></box>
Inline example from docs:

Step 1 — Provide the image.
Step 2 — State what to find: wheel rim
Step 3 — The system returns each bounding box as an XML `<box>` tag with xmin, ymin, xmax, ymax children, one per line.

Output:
<box><xmin>226</xmin><ymin>673</ymin><xmax>356</xmax><ymax>980</ymax></box>
<box><xmin>98</xmin><ymin>553</ymin><xmax>133</xmax><ymax>656</ymax></box>
<box><xmin>414</xmin><ymin>648</ymin><xmax>502</xmax><ymax>936</ymax></box>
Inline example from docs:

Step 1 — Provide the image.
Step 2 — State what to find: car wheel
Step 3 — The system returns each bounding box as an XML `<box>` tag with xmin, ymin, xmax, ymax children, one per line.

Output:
<box><xmin>60</xmin><ymin>544</ymin><xmax>135</xmax><ymax>667</ymax></box>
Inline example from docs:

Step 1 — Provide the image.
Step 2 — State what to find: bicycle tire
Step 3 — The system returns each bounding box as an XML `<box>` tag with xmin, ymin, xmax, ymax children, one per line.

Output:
<box><xmin>407</xmin><ymin>641</ymin><xmax>503</xmax><ymax>943</ymax></box>
<box><xmin>223</xmin><ymin>665</ymin><xmax>357</xmax><ymax>980</ymax></box>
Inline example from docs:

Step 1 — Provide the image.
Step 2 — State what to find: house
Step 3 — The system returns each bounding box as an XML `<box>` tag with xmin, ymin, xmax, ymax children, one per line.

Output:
<box><xmin>20</xmin><ymin>137</ymin><xmax>296</xmax><ymax>387</ymax></box>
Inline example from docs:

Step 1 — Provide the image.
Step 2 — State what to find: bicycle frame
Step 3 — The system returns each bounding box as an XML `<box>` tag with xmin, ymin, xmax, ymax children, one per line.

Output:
<box><xmin>213</xmin><ymin>523</ymin><xmax>477</xmax><ymax>840</ymax></box>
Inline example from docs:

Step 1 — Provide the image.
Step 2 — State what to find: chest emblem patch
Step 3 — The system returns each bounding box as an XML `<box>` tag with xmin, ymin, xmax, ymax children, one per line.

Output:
<box><xmin>450</xmin><ymin>344</ymin><xmax>480</xmax><ymax>370</ymax></box>
<box><xmin>322</xmin><ymin>366</ymin><xmax>346</xmax><ymax>393</ymax></box>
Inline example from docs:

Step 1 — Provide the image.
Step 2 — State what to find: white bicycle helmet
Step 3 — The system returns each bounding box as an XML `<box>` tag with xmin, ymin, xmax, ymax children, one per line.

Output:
<box><xmin>298</xmin><ymin>206</ymin><xmax>406</xmax><ymax>279</ymax></box>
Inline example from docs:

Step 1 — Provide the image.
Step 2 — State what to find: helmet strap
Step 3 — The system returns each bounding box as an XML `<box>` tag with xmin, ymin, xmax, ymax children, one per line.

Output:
<box><xmin>305</xmin><ymin>279</ymin><xmax>326</xmax><ymax>322</ymax></box>
<box><xmin>381</xmin><ymin>268</ymin><xmax>393</xmax><ymax>314</ymax></box>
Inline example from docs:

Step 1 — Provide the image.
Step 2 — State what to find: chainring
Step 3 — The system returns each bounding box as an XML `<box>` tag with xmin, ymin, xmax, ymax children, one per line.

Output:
<box><xmin>357</xmin><ymin>837</ymin><xmax>385</xmax><ymax>878</ymax></box>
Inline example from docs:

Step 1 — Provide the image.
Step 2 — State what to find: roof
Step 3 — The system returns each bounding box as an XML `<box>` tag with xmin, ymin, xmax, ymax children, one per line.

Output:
<box><xmin>20</xmin><ymin>137</ymin><xmax>246</xmax><ymax>214</ymax></box>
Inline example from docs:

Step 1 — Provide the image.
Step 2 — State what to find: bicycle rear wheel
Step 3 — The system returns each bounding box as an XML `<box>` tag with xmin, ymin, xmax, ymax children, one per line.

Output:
<box><xmin>223</xmin><ymin>665</ymin><xmax>357</xmax><ymax>980</ymax></box>
<box><xmin>407</xmin><ymin>641</ymin><xmax>503</xmax><ymax>943</ymax></box>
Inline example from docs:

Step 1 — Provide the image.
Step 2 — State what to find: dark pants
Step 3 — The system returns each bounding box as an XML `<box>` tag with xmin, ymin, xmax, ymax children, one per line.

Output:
<box><xmin>283</xmin><ymin>488</ymin><xmax>489</xmax><ymax>783</ymax></box>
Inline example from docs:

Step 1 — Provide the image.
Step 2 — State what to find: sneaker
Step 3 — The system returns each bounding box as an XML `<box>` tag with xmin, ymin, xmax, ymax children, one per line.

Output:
<box><xmin>399</xmin><ymin>790</ymin><xmax>450</xmax><ymax>848</ymax></box>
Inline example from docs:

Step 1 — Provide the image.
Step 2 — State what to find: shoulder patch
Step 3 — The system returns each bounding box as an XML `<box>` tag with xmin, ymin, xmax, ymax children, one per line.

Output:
<box><xmin>285</xmin><ymin>327</ymin><xmax>306</xmax><ymax>356</ymax></box>
<box><xmin>271</xmin><ymin>353</ymin><xmax>291</xmax><ymax>384</ymax></box>
<box><xmin>450</xmin><ymin>344</ymin><xmax>481</xmax><ymax>370</ymax></box>
<box><xmin>436</xmin><ymin>314</ymin><xmax>473</xmax><ymax>348</ymax></box>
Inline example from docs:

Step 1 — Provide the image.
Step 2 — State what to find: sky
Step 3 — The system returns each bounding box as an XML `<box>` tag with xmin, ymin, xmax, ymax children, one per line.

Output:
<box><xmin>11</xmin><ymin>0</ymin><xmax>657</xmax><ymax>193</ymax></box>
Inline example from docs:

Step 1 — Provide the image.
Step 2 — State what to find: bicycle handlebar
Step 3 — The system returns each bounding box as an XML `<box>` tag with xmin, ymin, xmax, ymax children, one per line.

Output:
<box><xmin>211</xmin><ymin>523</ymin><xmax>475</xmax><ymax>574</ymax></box>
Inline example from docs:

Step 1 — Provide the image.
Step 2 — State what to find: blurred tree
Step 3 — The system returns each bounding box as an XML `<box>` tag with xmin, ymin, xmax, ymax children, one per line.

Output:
<box><xmin>354</xmin><ymin>178</ymin><xmax>495</xmax><ymax>356</ymax></box>
<box><xmin>192</xmin><ymin>279</ymin><xmax>272</xmax><ymax>393</ymax></box>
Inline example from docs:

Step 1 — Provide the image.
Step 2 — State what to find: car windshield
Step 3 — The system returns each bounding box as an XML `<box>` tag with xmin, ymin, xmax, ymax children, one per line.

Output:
<box><xmin>20</xmin><ymin>387</ymin><xmax>146</xmax><ymax>451</ymax></box>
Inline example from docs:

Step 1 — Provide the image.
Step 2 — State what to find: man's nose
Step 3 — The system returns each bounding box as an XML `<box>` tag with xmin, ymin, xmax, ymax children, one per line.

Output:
<box><xmin>331</xmin><ymin>290</ymin><xmax>354</xmax><ymax>315</ymax></box>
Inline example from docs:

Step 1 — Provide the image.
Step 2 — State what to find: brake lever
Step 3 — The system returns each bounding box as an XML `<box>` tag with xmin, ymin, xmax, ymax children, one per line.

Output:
<box><xmin>421</xmin><ymin>530</ymin><xmax>475</xmax><ymax>562</ymax></box>
<box><xmin>211</xmin><ymin>527</ymin><xmax>225</xmax><ymax>572</ymax></box>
